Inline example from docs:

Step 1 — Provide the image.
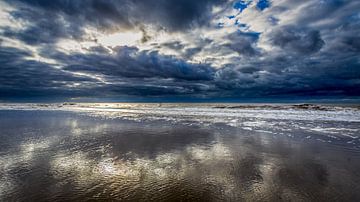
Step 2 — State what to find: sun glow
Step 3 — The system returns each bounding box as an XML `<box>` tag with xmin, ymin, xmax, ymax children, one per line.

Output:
<box><xmin>98</xmin><ymin>31</ymin><xmax>142</xmax><ymax>47</ymax></box>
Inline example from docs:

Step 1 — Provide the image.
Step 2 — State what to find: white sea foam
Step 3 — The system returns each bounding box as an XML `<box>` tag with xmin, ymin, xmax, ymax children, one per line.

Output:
<box><xmin>1</xmin><ymin>103</ymin><xmax>359</xmax><ymax>121</ymax></box>
<box><xmin>0</xmin><ymin>103</ymin><xmax>359</xmax><ymax>123</ymax></box>
<box><xmin>1</xmin><ymin>103</ymin><xmax>359</xmax><ymax>141</ymax></box>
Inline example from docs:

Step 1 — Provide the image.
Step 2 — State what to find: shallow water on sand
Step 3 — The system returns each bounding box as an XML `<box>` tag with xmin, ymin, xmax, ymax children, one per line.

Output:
<box><xmin>0</xmin><ymin>106</ymin><xmax>360</xmax><ymax>201</ymax></box>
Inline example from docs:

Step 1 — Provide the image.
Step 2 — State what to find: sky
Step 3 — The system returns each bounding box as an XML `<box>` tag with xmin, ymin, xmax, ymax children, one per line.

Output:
<box><xmin>0</xmin><ymin>0</ymin><xmax>359</xmax><ymax>102</ymax></box>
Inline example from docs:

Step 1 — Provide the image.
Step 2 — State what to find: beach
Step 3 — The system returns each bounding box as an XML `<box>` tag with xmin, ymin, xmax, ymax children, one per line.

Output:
<box><xmin>0</xmin><ymin>103</ymin><xmax>359</xmax><ymax>201</ymax></box>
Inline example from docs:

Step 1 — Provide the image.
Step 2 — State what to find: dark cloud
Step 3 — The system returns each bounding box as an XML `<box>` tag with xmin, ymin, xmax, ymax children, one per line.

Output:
<box><xmin>58</xmin><ymin>46</ymin><xmax>215</xmax><ymax>81</ymax></box>
<box><xmin>133</xmin><ymin>0</ymin><xmax>226</xmax><ymax>31</ymax></box>
<box><xmin>5</xmin><ymin>45</ymin><xmax>214</xmax><ymax>98</ymax></box>
<box><xmin>2</xmin><ymin>0</ymin><xmax>225</xmax><ymax>45</ymax></box>
<box><xmin>342</xmin><ymin>36</ymin><xmax>360</xmax><ymax>52</ymax></box>
<box><xmin>1</xmin><ymin>41</ymin><xmax>359</xmax><ymax>99</ymax></box>
<box><xmin>2</xmin><ymin>9</ymin><xmax>83</xmax><ymax>45</ymax></box>
<box><xmin>269</xmin><ymin>26</ymin><xmax>325</xmax><ymax>54</ymax></box>
<box><xmin>325</xmin><ymin>16</ymin><xmax>360</xmax><ymax>53</ymax></box>
<box><xmin>0</xmin><ymin>45</ymin><xmax>211</xmax><ymax>98</ymax></box>
<box><xmin>0</xmin><ymin>0</ymin><xmax>360</xmax><ymax>100</ymax></box>
<box><xmin>0</xmin><ymin>46</ymin><xmax>96</xmax><ymax>98</ymax></box>
<box><xmin>227</xmin><ymin>31</ymin><xmax>260</xmax><ymax>56</ymax></box>
<box><xmin>183</xmin><ymin>47</ymin><xmax>203</xmax><ymax>59</ymax></box>
<box><xmin>293</xmin><ymin>0</ymin><xmax>348</xmax><ymax>25</ymax></box>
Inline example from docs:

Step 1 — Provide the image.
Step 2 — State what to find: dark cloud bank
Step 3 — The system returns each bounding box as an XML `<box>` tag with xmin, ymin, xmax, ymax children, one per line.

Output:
<box><xmin>0</xmin><ymin>0</ymin><xmax>359</xmax><ymax>101</ymax></box>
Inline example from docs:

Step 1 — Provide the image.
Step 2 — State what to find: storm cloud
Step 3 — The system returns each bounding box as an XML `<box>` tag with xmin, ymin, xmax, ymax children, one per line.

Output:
<box><xmin>269</xmin><ymin>26</ymin><xmax>325</xmax><ymax>54</ymax></box>
<box><xmin>0</xmin><ymin>0</ymin><xmax>359</xmax><ymax>101</ymax></box>
<box><xmin>2</xmin><ymin>0</ymin><xmax>226</xmax><ymax>45</ymax></box>
<box><xmin>0</xmin><ymin>46</ymin><xmax>96</xmax><ymax>98</ymax></box>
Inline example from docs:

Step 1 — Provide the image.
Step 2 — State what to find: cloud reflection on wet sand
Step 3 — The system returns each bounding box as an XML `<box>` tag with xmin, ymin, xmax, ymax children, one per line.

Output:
<box><xmin>0</xmin><ymin>110</ymin><xmax>360</xmax><ymax>201</ymax></box>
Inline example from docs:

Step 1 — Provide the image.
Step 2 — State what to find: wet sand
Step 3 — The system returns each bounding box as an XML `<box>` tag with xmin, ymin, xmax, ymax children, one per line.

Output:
<box><xmin>0</xmin><ymin>106</ymin><xmax>360</xmax><ymax>201</ymax></box>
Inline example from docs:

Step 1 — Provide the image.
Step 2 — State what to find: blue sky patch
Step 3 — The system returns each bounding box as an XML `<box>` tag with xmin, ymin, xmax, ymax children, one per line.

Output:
<box><xmin>257</xmin><ymin>0</ymin><xmax>270</xmax><ymax>11</ymax></box>
<box><xmin>233</xmin><ymin>1</ymin><xmax>250</xmax><ymax>12</ymax></box>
